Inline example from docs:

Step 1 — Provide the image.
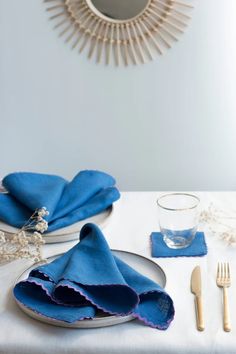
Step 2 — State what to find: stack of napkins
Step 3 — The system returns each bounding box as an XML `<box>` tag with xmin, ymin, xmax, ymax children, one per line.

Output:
<box><xmin>14</xmin><ymin>223</ymin><xmax>175</xmax><ymax>329</ymax></box>
<box><xmin>0</xmin><ymin>170</ymin><xmax>120</xmax><ymax>232</ymax></box>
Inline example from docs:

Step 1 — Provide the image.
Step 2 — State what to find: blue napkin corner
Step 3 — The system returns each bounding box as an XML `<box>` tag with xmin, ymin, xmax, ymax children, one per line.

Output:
<box><xmin>151</xmin><ymin>232</ymin><xmax>207</xmax><ymax>258</ymax></box>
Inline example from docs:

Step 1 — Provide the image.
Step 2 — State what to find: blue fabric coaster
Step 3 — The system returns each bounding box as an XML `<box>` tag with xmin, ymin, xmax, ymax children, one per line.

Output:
<box><xmin>151</xmin><ymin>232</ymin><xmax>207</xmax><ymax>258</ymax></box>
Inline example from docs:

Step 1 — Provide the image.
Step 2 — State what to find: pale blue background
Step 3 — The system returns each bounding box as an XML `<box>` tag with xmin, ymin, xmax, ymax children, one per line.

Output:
<box><xmin>0</xmin><ymin>0</ymin><xmax>236</xmax><ymax>190</ymax></box>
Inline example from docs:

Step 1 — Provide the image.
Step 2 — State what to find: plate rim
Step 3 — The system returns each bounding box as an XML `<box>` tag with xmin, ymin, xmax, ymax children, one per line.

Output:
<box><xmin>0</xmin><ymin>205</ymin><xmax>113</xmax><ymax>244</ymax></box>
<box><xmin>13</xmin><ymin>249</ymin><xmax>166</xmax><ymax>328</ymax></box>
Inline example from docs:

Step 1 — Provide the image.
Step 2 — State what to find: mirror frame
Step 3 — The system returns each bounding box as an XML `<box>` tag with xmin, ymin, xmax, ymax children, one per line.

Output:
<box><xmin>45</xmin><ymin>0</ymin><xmax>193</xmax><ymax>66</ymax></box>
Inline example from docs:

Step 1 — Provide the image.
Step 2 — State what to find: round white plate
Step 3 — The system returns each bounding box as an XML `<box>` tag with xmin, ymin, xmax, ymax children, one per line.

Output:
<box><xmin>14</xmin><ymin>250</ymin><xmax>166</xmax><ymax>328</ymax></box>
<box><xmin>0</xmin><ymin>205</ymin><xmax>113</xmax><ymax>244</ymax></box>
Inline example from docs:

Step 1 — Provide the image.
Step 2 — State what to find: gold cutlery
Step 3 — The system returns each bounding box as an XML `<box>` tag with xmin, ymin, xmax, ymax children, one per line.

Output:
<box><xmin>216</xmin><ymin>262</ymin><xmax>231</xmax><ymax>332</ymax></box>
<box><xmin>191</xmin><ymin>266</ymin><xmax>205</xmax><ymax>331</ymax></box>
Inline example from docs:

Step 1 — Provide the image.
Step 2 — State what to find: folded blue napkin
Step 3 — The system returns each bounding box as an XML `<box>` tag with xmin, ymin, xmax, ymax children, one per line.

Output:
<box><xmin>151</xmin><ymin>232</ymin><xmax>207</xmax><ymax>258</ymax></box>
<box><xmin>14</xmin><ymin>223</ymin><xmax>175</xmax><ymax>329</ymax></box>
<box><xmin>0</xmin><ymin>170</ymin><xmax>120</xmax><ymax>232</ymax></box>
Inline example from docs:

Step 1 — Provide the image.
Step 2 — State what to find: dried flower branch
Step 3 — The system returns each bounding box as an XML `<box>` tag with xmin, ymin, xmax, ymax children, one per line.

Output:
<box><xmin>200</xmin><ymin>203</ymin><xmax>236</xmax><ymax>246</ymax></box>
<box><xmin>0</xmin><ymin>207</ymin><xmax>49</xmax><ymax>264</ymax></box>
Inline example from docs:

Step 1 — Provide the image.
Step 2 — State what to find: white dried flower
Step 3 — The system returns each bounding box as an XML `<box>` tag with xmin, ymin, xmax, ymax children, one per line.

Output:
<box><xmin>0</xmin><ymin>207</ymin><xmax>48</xmax><ymax>264</ymax></box>
<box><xmin>200</xmin><ymin>204</ymin><xmax>236</xmax><ymax>246</ymax></box>
<box><xmin>37</xmin><ymin>207</ymin><xmax>49</xmax><ymax>218</ymax></box>
<box><xmin>0</xmin><ymin>232</ymin><xmax>6</xmax><ymax>243</ymax></box>
<box><xmin>35</xmin><ymin>220</ymin><xmax>48</xmax><ymax>232</ymax></box>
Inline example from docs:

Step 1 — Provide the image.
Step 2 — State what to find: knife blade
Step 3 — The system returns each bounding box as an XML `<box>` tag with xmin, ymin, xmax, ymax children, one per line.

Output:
<box><xmin>191</xmin><ymin>266</ymin><xmax>205</xmax><ymax>331</ymax></box>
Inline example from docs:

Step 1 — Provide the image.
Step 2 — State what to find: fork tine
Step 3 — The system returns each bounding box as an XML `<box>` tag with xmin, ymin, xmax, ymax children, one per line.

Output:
<box><xmin>224</xmin><ymin>262</ymin><xmax>227</xmax><ymax>278</ymax></box>
<box><xmin>227</xmin><ymin>262</ymin><xmax>230</xmax><ymax>280</ymax></box>
<box><xmin>217</xmin><ymin>262</ymin><xmax>220</xmax><ymax>279</ymax></box>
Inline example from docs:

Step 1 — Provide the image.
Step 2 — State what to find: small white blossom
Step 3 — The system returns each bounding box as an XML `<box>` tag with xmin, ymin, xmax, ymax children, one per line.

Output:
<box><xmin>35</xmin><ymin>220</ymin><xmax>48</xmax><ymax>233</ymax></box>
<box><xmin>0</xmin><ymin>232</ymin><xmax>6</xmax><ymax>243</ymax></box>
<box><xmin>37</xmin><ymin>207</ymin><xmax>49</xmax><ymax>218</ymax></box>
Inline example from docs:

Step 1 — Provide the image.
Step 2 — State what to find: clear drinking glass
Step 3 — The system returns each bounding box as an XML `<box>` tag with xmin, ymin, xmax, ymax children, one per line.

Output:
<box><xmin>157</xmin><ymin>193</ymin><xmax>200</xmax><ymax>249</ymax></box>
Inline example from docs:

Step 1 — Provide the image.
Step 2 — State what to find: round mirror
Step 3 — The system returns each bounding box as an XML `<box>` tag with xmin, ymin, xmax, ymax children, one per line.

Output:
<box><xmin>89</xmin><ymin>0</ymin><xmax>150</xmax><ymax>21</ymax></box>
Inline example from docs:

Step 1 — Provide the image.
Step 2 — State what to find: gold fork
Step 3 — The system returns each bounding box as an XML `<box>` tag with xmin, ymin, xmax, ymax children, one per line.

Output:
<box><xmin>216</xmin><ymin>262</ymin><xmax>231</xmax><ymax>332</ymax></box>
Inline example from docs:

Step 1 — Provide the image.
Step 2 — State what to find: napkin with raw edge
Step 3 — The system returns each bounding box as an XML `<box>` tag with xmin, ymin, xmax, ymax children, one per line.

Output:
<box><xmin>0</xmin><ymin>170</ymin><xmax>120</xmax><ymax>232</ymax></box>
<box><xmin>13</xmin><ymin>223</ymin><xmax>175</xmax><ymax>329</ymax></box>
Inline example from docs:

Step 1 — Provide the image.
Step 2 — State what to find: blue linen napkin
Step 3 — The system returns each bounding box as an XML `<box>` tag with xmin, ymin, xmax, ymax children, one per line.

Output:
<box><xmin>151</xmin><ymin>232</ymin><xmax>207</xmax><ymax>258</ymax></box>
<box><xmin>14</xmin><ymin>223</ymin><xmax>175</xmax><ymax>329</ymax></box>
<box><xmin>0</xmin><ymin>170</ymin><xmax>120</xmax><ymax>232</ymax></box>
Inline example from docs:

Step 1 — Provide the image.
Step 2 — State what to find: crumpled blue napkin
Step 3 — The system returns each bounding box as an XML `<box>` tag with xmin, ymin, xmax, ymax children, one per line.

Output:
<box><xmin>151</xmin><ymin>232</ymin><xmax>207</xmax><ymax>258</ymax></box>
<box><xmin>0</xmin><ymin>170</ymin><xmax>120</xmax><ymax>232</ymax></box>
<box><xmin>14</xmin><ymin>223</ymin><xmax>175</xmax><ymax>329</ymax></box>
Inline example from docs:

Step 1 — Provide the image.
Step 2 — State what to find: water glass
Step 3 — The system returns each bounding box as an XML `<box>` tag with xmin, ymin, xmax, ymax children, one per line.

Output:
<box><xmin>157</xmin><ymin>193</ymin><xmax>200</xmax><ymax>249</ymax></box>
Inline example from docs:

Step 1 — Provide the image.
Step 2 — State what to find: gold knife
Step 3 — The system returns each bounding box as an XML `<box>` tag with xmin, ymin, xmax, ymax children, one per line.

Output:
<box><xmin>191</xmin><ymin>266</ymin><xmax>205</xmax><ymax>331</ymax></box>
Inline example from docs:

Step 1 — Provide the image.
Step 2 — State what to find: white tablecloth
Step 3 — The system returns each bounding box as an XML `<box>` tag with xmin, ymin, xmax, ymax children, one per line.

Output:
<box><xmin>1</xmin><ymin>192</ymin><xmax>236</xmax><ymax>354</ymax></box>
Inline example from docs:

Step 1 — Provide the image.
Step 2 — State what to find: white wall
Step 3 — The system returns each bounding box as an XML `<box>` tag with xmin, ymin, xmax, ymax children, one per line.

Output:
<box><xmin>1</xmin><ymin>0</ymin><xmax>236</xmax><ymax>190</ymax></box>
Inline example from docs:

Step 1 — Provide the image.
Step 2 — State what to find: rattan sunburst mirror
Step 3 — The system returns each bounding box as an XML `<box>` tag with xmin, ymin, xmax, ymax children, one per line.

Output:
<box><xmin>44</xmin><ymin>0</ymin><xmax>193</xmax><ymax>66</ymax></box>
